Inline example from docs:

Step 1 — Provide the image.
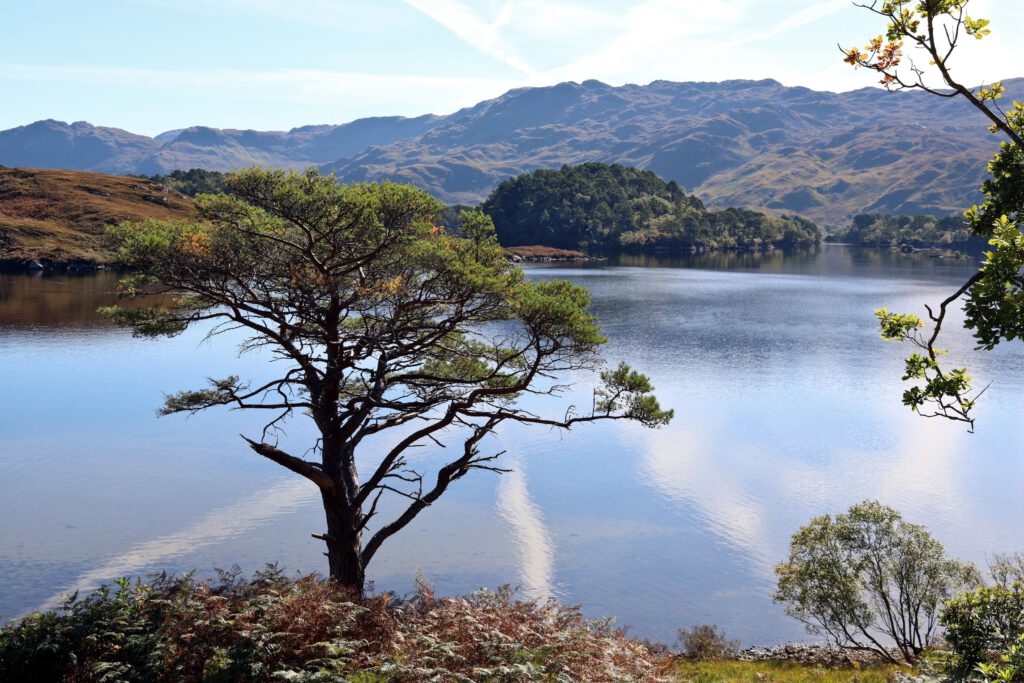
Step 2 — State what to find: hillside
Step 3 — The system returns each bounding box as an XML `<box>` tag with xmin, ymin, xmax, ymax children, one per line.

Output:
<box><xmin>483</xmin><ymin>163</ymin><xmax>819</xmax><ymax>251</ymax></box>
<box><xmin>0</xmin><ymin>167</ymin><xmax>196</xmax><ymax>267</ymax></box>
<box><xmin>1</xmin><ymin>78</ymin><xmax>1019</xmax><ymax>226</ymax></box>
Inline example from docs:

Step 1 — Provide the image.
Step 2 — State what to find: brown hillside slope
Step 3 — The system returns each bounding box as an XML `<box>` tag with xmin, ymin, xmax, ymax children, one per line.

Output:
<box><xmin>0</xmin><ymin>167</ymin><xmax>196</xmax><ymax>267</ymax></box>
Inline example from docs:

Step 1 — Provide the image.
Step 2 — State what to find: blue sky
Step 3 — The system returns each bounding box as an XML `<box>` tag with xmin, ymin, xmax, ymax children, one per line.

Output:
<box><xmin>2</xmin><ymin>0</ymin><xmax>1021</xmax><ymax>135</ymax></box>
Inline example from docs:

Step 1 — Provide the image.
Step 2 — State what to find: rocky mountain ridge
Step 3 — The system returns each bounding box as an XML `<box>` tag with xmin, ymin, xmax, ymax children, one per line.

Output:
<box><xmin>2</xmin><ymin>77</ymin><xmax>1019</xmax><ymax>225</ymax></box>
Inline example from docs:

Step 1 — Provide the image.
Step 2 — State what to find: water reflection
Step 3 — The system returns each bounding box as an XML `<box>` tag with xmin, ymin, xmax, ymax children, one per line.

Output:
<box><xmin>41</xmin><ymin>479</ymin><xmax>316</xmax><ymax>610</ymax></box>
<box><xmin>1</xmin><ymin>244</ymin><xmax>1021</xmax><ymax>646</ymax></box>
<box><xmin>0</xmin><ymin>271</ymin><xmax>165</xmax><ymax>329</ymax></box>
<box><xmin>496</xmin><ymin>456</ymin><xmax>556</xmax><ymax>601</ymax></box>
<box><xmin>606</xmin><ymin>246</ymin><xmax>823</xmax><ymax>271</ymax></box>
<box><xmin>575</xmin><ymin>244</ymin><xmax>981</xmax><ymax>281</ymax></box>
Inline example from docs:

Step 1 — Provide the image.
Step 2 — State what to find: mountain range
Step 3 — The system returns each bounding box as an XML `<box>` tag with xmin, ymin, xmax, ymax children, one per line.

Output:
<box><xmin>2</xmin><ymin>77</ymin><xmax>1018</xmax><ymax>226</ymax></box>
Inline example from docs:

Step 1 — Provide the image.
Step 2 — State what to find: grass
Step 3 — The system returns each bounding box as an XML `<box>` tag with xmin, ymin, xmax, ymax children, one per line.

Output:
<box><xmin>674</xmin><ymin>660</ymin><xmax>914</xmax><ymax>682</ymax></box>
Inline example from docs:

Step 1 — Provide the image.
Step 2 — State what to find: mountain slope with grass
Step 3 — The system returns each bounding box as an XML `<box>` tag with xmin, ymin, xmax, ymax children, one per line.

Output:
<box><xmin>324</xmin><ymin>77</ymin><xmax>1019</xmax><ymax>226</ymax></box>
<box><xmin>0</xmin><ymin>167</ymin><xmax>196</xmax><ymax>267</ymax></box>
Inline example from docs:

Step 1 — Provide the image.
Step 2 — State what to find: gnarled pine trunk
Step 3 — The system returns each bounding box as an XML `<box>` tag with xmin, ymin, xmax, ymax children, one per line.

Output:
<box><xmin>320</xmin><ymin>489</ymin><xmax>365</xmax><ymax>593</ymax></box>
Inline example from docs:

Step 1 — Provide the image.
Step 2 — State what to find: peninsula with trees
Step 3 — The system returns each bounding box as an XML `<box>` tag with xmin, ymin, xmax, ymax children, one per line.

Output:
<box><xmin>483</xmin><ymin>162</ymin><xmax>820</xmax><ymax>252</ymax></box>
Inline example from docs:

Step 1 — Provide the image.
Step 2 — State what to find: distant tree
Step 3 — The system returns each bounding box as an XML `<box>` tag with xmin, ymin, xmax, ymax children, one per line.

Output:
<box><xmin>103</xmin><ymin>168</ymin><xmax>672</xmax><ymax>593</ymax></box>
<box><xmin>434</xmin><ymin>203</ymin><xmax>475</xmax><ymax>235</ymax></box>
<box><xmin>142</xmin><ymin>168</ymin><xmax>228</xmax><ymax>196</ymax></box>
<box><xmin>834</xmin><ymin>213</ymin><xmax>983</xmax><ymax>248</ymax></box>
<box><xmin>990</xmin><ymin>552</ymin><xmax>1024</xmax><ymax>588</ymax></box>
<box><xmin>843</xmin><ymin>0</ymin><xmax>1024</xmax><ymax>428</ymax></box>
<box><xmin>775</xmin><ymin>500</ymin><xmax>980</xmax><ymax>664</ymax></box>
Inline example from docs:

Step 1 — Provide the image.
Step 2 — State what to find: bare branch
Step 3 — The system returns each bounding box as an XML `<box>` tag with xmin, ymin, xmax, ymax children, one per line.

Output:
<box><xmin>241</xmin><ymin>435</ymin><xmax>335</xmax><ymax>493</ymax></box>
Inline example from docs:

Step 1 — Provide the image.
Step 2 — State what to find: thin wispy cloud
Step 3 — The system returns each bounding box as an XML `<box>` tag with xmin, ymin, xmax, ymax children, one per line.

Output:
<box><xmin>731</xmin><ymin>0</ymin><xmax>851</xmax><ymax>47</ymax></box>
<box><xmin>402</xmin><ymin>0</ymin><xmax>538</xmax><ymax>76</ymax></box>
<box><xmin>3</xmin><ymin>0</ymin><xmax>1021</xmax><ymax>132</ymax></box>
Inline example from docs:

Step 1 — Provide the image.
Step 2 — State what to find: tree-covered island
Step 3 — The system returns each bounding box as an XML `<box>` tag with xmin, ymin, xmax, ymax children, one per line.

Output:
<box><xmin>482</xmin><ymin>162</ymin><xmax>821</xmax><ymax>253</ymax></box>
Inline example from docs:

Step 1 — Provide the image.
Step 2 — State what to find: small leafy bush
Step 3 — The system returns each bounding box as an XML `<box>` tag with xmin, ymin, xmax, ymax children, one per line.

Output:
<box><xmin>942</xmin><ymin>581</ymin><xmax>1024</xmax><ymax>676</ymax></box>
<box><xmin>676</xmin><ymin>624</ymin><xmax>739</xmax><ymax>661</ymax></box>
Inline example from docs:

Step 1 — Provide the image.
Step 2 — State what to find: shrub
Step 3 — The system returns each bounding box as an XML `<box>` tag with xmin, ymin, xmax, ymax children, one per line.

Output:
<box><xmin>975</xmin><ymin>634</ymin><xmax>1024</xmax><ymax>683</ymax></box>
<box><xmin>676</xmin><ymin>624</ymin><xmax>740</xmax><ymax>661</ymax></box>
<box><xmin>0</xmin><ymin>569</ymin><xmax>674</xmax><ymax>682</ymax></box>
<box><xmin>774</xmin><ymin>500</ymin><xmax>980</xmax><ymax>664</ymax></box>
<box><xmin>942</xmin><ymin>581</ymin><xmax>1024</xmax><ymax>676</ymax></box>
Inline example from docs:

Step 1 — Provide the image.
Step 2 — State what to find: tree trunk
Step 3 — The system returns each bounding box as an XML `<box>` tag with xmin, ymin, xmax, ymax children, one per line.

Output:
<box><xmin>321</xmin><ymin>490</ymin><xmax>365</xmax><ymax>594</ymax></box>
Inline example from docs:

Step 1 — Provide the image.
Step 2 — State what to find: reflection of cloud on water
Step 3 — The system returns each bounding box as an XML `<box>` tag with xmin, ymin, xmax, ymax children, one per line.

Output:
<box><xmin>635</xmin><ymin>407</ymin><xmax>987</xmax><ymax>582</ymax></box>
<box><xmin>778</xmin><ymin>417</ymin><xmax>968</xmax><ymax>520</ymax></box>
<box><xmin>496</xmin><ymin>456</ymin><xmax>556</xmax><ymax>601</ymax></box>
<box><xmin>638</xmin><ymin>424</ymin><xmax>779</xmax><ymax>575</ymax></box>
<box><xmin>41</xmin><ymin>478</ymin><xmax>316</xmax><ymax>610</ymax></box>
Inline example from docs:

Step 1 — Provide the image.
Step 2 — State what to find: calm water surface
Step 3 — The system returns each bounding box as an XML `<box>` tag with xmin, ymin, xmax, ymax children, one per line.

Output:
<box><xmin>1</xmin><ymin>245</ymin><xmax>1022</xmax><ymax>645</ymax></box>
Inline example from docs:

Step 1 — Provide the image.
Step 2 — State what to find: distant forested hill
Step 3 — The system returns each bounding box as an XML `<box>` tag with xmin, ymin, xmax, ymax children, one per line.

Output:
<box><xmin>482</xmin><ymin>163</ymin><xmax>820</xmax><ymax>251</ymax></box>
<box><xmin>3</xmin><ymin>77</ymin><xmax>1021</xmax><ymax>225</ymax></box>
<box><xmin>831</xmin><ymin>213</ymin><xmax>986</xmax><ymax>249</ymax></box>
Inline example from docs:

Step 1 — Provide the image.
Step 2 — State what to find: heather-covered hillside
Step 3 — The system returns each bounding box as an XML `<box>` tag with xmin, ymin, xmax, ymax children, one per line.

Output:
<box><xmin>0</xmin><ymin>167</ymin><xmax>195</xmax><ymax>267</ymax></box>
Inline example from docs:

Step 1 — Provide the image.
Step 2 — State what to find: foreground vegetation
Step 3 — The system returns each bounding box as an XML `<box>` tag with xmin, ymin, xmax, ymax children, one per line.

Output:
<box><xmin>0</xmin><ymin>569</ymin><xmax>921</xmax><ymax>683</ymax></box>
<box><xmin>0</xmin><ymin>569</ymin><xmax>674</xmax><ymax>682</ymax></box>
<box><xmin>4</xmin><ymin>545</ymin><xmax>1021</xmax><ymax>681</ymax></box>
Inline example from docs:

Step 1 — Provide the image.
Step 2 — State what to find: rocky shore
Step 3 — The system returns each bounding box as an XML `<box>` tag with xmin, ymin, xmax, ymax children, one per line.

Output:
<box><xmin>504</xmin><ymin>245</ymin><xmax>604</xmax><ymax>262</ymax></box>
<box><xmin>734</xmin><ymin>643</ymin><xmax>949</xmax><ymax>681</ymax></box>
<box><xmin>736</xmin><ymin>643</ymin><xmax>888</xmax><ymax>667</ymax></box>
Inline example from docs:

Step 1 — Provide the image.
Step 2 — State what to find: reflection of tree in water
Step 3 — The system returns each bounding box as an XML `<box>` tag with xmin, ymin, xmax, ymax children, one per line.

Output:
<box><xmin>609</xmin><ymin>246</ymin><xmax>820</xmax><ymax>271</ymax></box>
<box><xmin>604</xmin><ymin>244</ymin><xmax>981</xmax><ymax>281</ymax></box>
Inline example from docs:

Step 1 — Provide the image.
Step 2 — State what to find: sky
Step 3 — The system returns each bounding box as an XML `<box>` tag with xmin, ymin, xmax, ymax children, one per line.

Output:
<box><xmin>1</xmin><ymin>0</ymin><xmax>1021</xmax><ymax>135</ymax></box>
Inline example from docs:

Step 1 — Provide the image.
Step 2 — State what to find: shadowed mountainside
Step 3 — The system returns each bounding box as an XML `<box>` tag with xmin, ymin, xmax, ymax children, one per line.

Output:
<box><xmin>1</xmin><ymin>77</ymin><xmax>1019</xmax><ymax>225</ymax></box>
<box><xmin>0</xmin><ymin>115</ymin><xmax>440</xmax><ymax>176</ymax></box>
<box><xmin>0</xmin><ymin>167</ymin><xmax>196</xmax><ymax>267</ymax></box>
